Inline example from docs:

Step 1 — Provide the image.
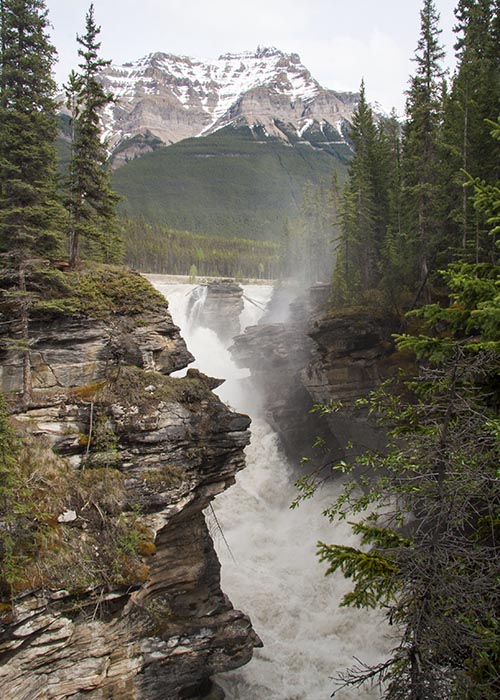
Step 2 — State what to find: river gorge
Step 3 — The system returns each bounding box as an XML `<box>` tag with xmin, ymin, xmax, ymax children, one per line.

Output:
<box><xmin>149</xmin><ymin>277</ymin><xmax>391</xmax><ymax>700</ymax></box>
<box><xmin>0</xmin><ymin>270</ymin><xmax>393</xmax><ymax>700</ymax></box>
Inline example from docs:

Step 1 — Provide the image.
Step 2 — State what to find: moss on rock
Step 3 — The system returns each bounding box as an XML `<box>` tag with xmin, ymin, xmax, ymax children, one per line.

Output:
<box><xmin>32</xmin><ymin>264</ymin><xmax>168</xmax><ymax>320</ymax></box>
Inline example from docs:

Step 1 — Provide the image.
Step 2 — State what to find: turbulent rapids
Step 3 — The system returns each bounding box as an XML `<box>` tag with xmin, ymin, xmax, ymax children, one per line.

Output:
<box><xmin>148</xmin><ymin>276</ymin><xmax>390</xmax><ymax>700</ymax></box>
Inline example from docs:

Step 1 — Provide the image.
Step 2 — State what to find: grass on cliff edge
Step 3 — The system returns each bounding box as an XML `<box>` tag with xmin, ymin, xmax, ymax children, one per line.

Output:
<box><xmin>0</xmin><ymin>426</ymin><xmax>155</xmax><ymax>610</ymax></box>
<box><xmin>94</xmin><ymin>366</ymin><xmax>217</xmax><ymax>415</ymax></box>
<box><xmin>30</xmin><ymin>264</ymin><xmax>168</xmax><ymax>320</ymax></box>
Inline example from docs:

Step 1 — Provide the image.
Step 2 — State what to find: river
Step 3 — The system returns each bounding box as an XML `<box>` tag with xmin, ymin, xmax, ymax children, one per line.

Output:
<box><xmin>147</xmin><ymin>276</ymin><xmax>390</xmax><ymax>700</ymax></box>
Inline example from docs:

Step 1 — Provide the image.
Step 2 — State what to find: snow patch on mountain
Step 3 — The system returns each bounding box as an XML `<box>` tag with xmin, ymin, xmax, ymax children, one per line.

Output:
<box><xmin>97</xmin><ymin>46</ymin><xmax>358</xmax><ymax>162</ymax></box>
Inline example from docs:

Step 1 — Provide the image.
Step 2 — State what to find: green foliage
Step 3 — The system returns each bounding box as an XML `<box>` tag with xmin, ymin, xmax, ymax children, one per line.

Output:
<box><xmin>31</xmin><ymin>264</ymin><xmax>168</xmax><ymax>319</ymax></box>
<box><xmin>467</xmin><ymin>116</ymin><xmax>500</xmax><ymax>240</ymax></box>
<box><xmin>98</xmin><ymin>366</ymin><xmax>214</xmax><ymax>421</ymax></box>
<box><xmin>439</xmin><ymin>2</ymin><xmax>500</xmax><ymax>257</ymax></box>
<box><xmin>300</xmin><ymin>116</ymin><xmax>500</xmax><ymax>698</ymax></box>
<box><xmin>0</xmin><ymin>380</ymin><xmax>193</xmax><ymax>607</ymax></box>
<box><xmin>64</xmin><ymin>4</ymin><xmax>121</xmax><ymax>266</ymax></box>
<box><xmin>317</xmin><ymin>542</ymin><xmax>400</xmax><ymax>609</ymax></box>
<box><xmin>0</xmin><ymin>0</ymin><xmax>66</xmax><ymax>259</ymax></box>
<box><xmin>400</xmin><ymin>0</ymin><xmax>446</xmax><ymax>300</ymax></box>
<box><xmin>329</xmin><ymin>1</ymin><xmax>499</xmax><ymax>316</ymax></box>
<box><xmin>140</xmin><ymin>465</ymin><xmax>185</xmax><ymax>491</ymax></box>
<box><xmin>302</xmin><ymin>344</ymin><xmax>500</xmax><ymax>697</ymax></box>
<box><xmin>331</xmin><ymin>88</ymin><xmax>406</xmax><ymax>310</ymax></box>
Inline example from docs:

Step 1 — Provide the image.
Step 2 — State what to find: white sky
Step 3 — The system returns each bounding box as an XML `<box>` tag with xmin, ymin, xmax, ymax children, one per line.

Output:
<box><xmin>44</xmin><ymin>0</ymin><xmax>459</xmax><ymax>115</ymax></box>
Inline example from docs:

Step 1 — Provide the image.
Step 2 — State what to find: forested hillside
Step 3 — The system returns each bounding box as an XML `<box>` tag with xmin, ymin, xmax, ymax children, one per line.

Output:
<box><xmin>122</xmin><ymin>218</ymin><xmax>281</xmax><ymax>279</ymax></box>
<box><xmin>113</xmin><ymin>125</ymin><xmax>350</xmax><ymax>243</ymax></box>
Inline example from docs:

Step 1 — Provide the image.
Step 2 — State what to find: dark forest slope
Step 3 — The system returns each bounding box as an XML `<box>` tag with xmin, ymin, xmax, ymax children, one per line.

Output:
<box><xmin>112</xmin><ymin>125</ymin><xmax>350</xmax><ymax>242</ymax></box>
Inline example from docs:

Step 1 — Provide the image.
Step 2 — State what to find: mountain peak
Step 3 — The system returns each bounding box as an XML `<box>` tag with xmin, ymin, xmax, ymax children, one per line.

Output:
<box><xmin>98</xmin><ymin>47</ymin><xmax>359</xmax><ymax>166</ymax></box>
<box><xmin>218</xmin><ymin>46</ymin><xmax>283</xmax><ymax>60</ymax></box>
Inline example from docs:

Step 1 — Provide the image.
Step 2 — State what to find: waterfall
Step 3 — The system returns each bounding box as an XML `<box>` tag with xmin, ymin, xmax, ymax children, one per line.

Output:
<box><xmin>186</xmin><ymin>284</ymin><xmax>208</xmax><ymax>332</ymax></box>
<box><xmin>147</xmin><ymin>276</ymin><xmax>390</xmax><ymax>700</ymax></box>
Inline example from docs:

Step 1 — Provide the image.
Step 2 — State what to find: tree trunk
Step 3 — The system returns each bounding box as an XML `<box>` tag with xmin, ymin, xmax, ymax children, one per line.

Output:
<box><xmin>18</xmin><ymin>262</ymin><xmax>33</xmax><ymax>406</ymax></box>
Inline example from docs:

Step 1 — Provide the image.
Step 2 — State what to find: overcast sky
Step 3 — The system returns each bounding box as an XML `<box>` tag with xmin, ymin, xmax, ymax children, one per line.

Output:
<box><xmin>44</xmin><ymin>0</ymin><xmax>459</xmax><ymax>115</ymax></box>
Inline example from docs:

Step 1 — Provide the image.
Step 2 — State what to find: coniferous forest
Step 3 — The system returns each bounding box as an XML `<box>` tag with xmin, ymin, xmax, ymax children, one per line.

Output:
<box><xmin>0</xmin><ymin>0</ymin><xmax>499</xmax><ymax>698</ymax></box>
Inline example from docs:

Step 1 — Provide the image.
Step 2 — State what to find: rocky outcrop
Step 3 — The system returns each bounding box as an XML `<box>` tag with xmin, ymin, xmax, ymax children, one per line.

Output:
<box><xmin>230</xmin><ymin>317</ymin><xmax>331</xmax><ymax>464</ymax></box>
<box><xmin>231</xmin><ymin>285</ymin><xmax>400</xmax><ymax>464</ymax></box>
<box><xmin>0</xmin><ymin>312</ymin><xmax>193</xmax><ymax>394</ymax></box>
<box><xmin>197</xmin><ymin>280</ymin><xmax>244</xmax><ymax>345</ymax></box>
<box><xmin>302</xmin><ymin>310</ymin><xmax>400</xmax><ymax>455</ymax></box>
<box><xmin>0</xmin><ymin>269</ymin><xmax>259</xmax><ymax>700</ymax></box>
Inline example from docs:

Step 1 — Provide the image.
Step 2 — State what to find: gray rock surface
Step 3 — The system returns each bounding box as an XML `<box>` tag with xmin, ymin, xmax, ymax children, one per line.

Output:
<box><xmin>231</xmin><ymin>286</ymin><xmax>399</xmax><ymax>465</ymax></box>
<box><xmin>0</xmin><ymin>309</ymin><xmax>193</xmax><ymax>395</ymax></box>
<box><xmin>198</xmin><ymin>280</ymin><xmax>244</xmax><ymax>344</ymax></box>
<box><xmin>0</xmin><ymin>276</ymin><xmax>259</xmax><ymax>700</ymax></box>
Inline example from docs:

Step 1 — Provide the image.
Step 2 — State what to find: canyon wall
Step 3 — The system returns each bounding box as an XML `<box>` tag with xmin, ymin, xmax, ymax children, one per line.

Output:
<box><xmin>0</xmin><ymin>268</ymin><xmax>259</xmax><ymax>700</ymax></box>
<box><xmin>231</xmin><ymin>284</ymin><xmax>401</xmax><ymax>467</ymax></box>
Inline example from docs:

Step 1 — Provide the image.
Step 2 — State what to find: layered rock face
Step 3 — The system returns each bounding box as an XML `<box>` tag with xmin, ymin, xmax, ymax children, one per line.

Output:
<box><xmin>231</xmin><ymin>285</ymin><xmax>398</xmax><ymax>464</ymax></box>
<box><xmin>0</xmin><ymin>269</ymin><xmax>259</xmax><ymax>700</ymax></box>
<box><xmin>196</xmin><ymin>280</ymin><xmax>244</xmax><ymax>345</ymax></box>
<box><xmin>302</xmin><ymin>309</ymin><xmax>399</xmax><ymax>455</ymax></box>
<box><xmin>0</xmin><ymin>311</ymin><xmax>193</xmax><ymax>393</ymax></box>
<box><xmin>92</xmin><ymin>47</ymin><xmax>358</xmax><ymax>164</ymax></box>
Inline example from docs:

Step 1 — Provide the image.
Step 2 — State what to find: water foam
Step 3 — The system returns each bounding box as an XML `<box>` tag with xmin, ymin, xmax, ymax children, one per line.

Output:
<box><xmin>150</xmin><ymin>278</ymin><xmax>390</xmax><ymax>700</ymax></box>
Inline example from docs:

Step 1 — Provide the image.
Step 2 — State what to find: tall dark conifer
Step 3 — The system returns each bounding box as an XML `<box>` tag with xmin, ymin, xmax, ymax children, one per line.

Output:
<box><xmin>332</xmin><ymin>82</ymin><xmax>397</xmax><ymax>304</ymax></box>
<box><xmin>440</xmin><ymin>0</ymin><xmax>500</xmax><ymax>258</ymax></box>
<box><xmin>65</xmin><ymin>4</ymin><xmax>120</xmax><ymax>267</ymax></box>
<box><xmin>0</xmin><ymin>0</ymin><xmax>65</xmax><ymax>405</ymax></box>
<box><xmin>0</xmin><ymin>0</ymin><xmax>64</xmax><ymax>258</ymax></box>
<box><xmin>333</xmin><ymin>81</ymin><xmax>378</xmax><ymax>299</ymax></box>
<box><xmin>401</xmin><ymin>0</ymin><xmax>445</xmax><ymax>300</ymax></box>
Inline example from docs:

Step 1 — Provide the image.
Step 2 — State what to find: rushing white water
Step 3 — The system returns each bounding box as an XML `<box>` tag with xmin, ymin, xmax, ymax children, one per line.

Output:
<box><xmin>147</xmin><ymin>276</ymin><xmax>391</xmax><ymax>700</ymax></box>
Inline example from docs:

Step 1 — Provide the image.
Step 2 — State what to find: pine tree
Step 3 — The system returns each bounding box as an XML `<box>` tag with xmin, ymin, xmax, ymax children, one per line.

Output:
<box><xmin>0</xmin><ymin>0</ymin><xmax>66</xmax><ymax>405</ymax></box>
<box><xmin>378</xmin><ymin>112</ymin><xmax>416</xmax><ymax>313</ymax></box>
<box><xmin>333</xmin><ymin>82</ymin><xmax>378</xmax><ymax>300</ymax></box>
<box><xmin>401</xmin><ymin>0</ymin><xmax>446</xmax><ymax>300</ymax></box>
<box><xmin>332</xmin><ymin>82</ymin><xmax>397</xmax><ymax>304</ymax></box>
<box><xmin>0</xmin><ymin>0</ymin><xmax>65</xmax><ymax>259</ymax></box>
<box><xmin>440</xmin><ymin>0</ymin><xmax>500</xmax><ymax>258</ymax></box>
<box><xmin>301</xmin><ymin>116</ymin><xmax>500</xmax><ymax>700</ymax></box>
<box><xmin>65</xmin><ymin>3</ymin><xmax>121</xmax><ymax>267</ymax></box>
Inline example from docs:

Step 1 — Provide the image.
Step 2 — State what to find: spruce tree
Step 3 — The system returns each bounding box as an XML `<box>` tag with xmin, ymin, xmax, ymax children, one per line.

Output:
<box><xmin>378</xmin><ymin>112</ymin><xmax>416</xmax><ymax>313</ymax></box>
<box><xmin>0</xmin><ymin>0</ymin><xmax>65</xmax><ymax>404</ymax></box>
<box><xmin>440</xmin><ymin>0</ymin><xmax>500</xmax><ymax>258</ymax></box>
<box><xmin>334</xmin><ymin>81</ymin><xmax>378</xmax><ymax>299</ymax></box>
<box><xmin>65</xmin><ymin>3</ymin><xmax>121</xmax><ymax>267</ymax></box>
<box><xmin>300</xmin><ymin>117</ymin><xmax>500</xmax><ymax>700</ymax></box>
<box><xmin>401</xmin><ymin>0</ymin><xmax>445</xmax><ymax>300</ymax></box>
<box><xmin>332</xmin><ymin>82</ymin><xmax>397</xmax><ymax>304</ymax></box>
<box><xmin>0</xmin><ymin>0</ymin><xmax>64</xmax><ymax>259</ymax></box>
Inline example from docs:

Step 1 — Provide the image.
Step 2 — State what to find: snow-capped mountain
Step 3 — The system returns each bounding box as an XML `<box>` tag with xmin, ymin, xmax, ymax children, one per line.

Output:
<box><xmin>97</xmin><ymin>47</ymin><xmax>358</xmax><ymax>166</ymax></box>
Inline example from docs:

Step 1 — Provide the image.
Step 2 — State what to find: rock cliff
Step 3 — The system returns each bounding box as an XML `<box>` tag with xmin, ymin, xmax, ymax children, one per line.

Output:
<box><xmin>231</xmin><ymin>284</ymin><xmax>401</xmax><ymax>465</ymax></box>
<box><xmin>196</xmin><ymin>280</ymin><xmax>244</xmax><ymax>345</ymax></box>
<box><xmin>0</xmin><ymin>267</ymin><xmax>259</xmax><ymax>700</ymax></box>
